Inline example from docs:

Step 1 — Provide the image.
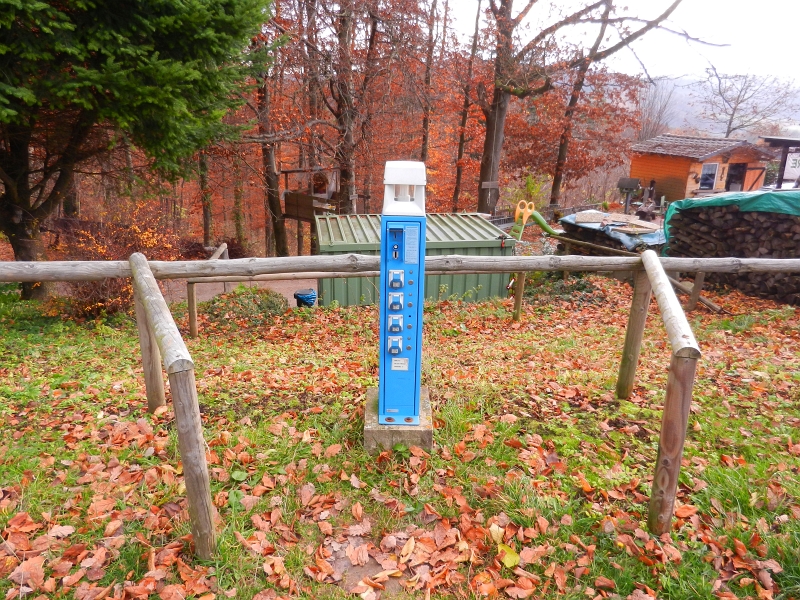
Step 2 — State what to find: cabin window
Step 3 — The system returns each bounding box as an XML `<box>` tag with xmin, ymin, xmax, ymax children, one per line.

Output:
<box><xmin>699</xmin><ymin>163</ymin><xmax>718</xmax><ymax>190</ymax></box>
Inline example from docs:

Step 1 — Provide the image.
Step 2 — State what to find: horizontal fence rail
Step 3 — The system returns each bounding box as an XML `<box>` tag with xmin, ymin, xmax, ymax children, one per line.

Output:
<box><xmin>4</xmin><ymin>251</ymin><xmax>800</xmax><ymax>536</ymax></box>
<box><xmin>3</xmin><ymin>254</ymin><xmax>800</xmax><ymax>282</ymax></box>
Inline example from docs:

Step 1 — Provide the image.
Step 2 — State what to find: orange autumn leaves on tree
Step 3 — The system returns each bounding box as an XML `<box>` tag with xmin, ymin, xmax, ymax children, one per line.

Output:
<box><xmin>35</xmin><ymin>0</ymin><xmax>660</xmax><ymax>267</ymax></box>
<box><xmin>503</xmin><ymin>69</ymin><xmax>640</xmax><ymax>190</ymax></box>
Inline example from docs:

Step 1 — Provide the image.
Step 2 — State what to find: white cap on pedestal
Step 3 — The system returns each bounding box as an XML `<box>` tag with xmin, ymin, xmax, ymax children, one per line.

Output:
<box><xmin>382</xmin><ymin>161</ymin><xmax>426</xmax><ymax>216</ymax></box>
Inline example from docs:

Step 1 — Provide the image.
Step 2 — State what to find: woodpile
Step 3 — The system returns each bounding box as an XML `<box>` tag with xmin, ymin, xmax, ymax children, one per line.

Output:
<box><xmin>666</xmin><ymin>204</ymin><xmax>800</xmax><ymax>304</ymax></box>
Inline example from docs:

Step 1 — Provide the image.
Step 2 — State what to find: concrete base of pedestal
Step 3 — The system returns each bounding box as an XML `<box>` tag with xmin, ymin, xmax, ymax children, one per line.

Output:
<box><xmin>363</xmin><ymin>387</ymin><xmax>433</xmax><ymax>454</ymax></box>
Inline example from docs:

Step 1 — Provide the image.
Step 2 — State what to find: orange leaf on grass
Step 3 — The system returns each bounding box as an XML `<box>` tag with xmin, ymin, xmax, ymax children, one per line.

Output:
<box><xmin>324</xmin><ymin>444</ymin><xmax>342</xmax><ymax>457</ymax></box>
<box><xmin>9</xmin><ymin>555</ymin><xmax>46</xmax><ymax>590</ymax></box>
<box><xmin>62</xmin><ymin>568</ymin><xmax>86</xmax><ymax>587</ymax></box>
<box><xmin>673</xmin><ymin>504</ymin><xmax>698</xmax><ymax>518</ymax></box>
<box><xmin>6</xmin><ymin>512</ymin><xmax>42</xmax><ymax>533</ymax></box>
<box><xmin>159</xmin><ymin>585</ymin><xmax>187</xmax><ymax>600</ymax></box>
<box><xmin>460</xmin><ymin>450</ymin><xmax>477</xmax><ymax>463</ymax></box>
<box><xmin>594</xmin><ymin>576</ymin><xmax>616</xmax><ymax>590</ymax></box>
<box><xmin>299</xmin><ymin>483</ymin><xmax>315</xmax><ymax>506</ymax></box>
<box><xmin>47</xmin><ymin>525</ymin><xmax>75</xmax><ymax>538</ymax></box>
<box><xmin>553</xmin><ymin>566</ymin><xmax>566</xmax><ymax>592</ymax></box>
<box><xmin>506</xmin><ymin>587</ymin><xmax>535</xmax><ymax>599</ymax></box>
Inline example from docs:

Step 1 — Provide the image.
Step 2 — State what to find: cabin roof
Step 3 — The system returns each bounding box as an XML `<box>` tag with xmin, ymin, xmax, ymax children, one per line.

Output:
<box><xmin>631</xmin><ymin>134</ymin><xmax>768</xmax><ymax>161</ymax></box>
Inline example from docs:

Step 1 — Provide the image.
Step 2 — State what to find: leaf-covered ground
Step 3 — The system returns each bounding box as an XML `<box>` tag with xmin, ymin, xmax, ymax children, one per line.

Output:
<box><xmin>1</xmin><ymin>276</ymin><xmax>799</xmax><ymax>600</ymax></box>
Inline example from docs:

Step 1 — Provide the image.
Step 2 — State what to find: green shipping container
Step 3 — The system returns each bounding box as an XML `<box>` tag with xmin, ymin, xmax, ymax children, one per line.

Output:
<box><xmin>314</xmin><ymin>213</ymin><xmax>515</xmax><ymax>307</ymax></box>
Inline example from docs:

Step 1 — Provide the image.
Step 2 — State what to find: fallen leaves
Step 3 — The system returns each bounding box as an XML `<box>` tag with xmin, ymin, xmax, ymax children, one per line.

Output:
<box><xmin>674</xmin><ymin>504</ymin><xmax>698</xmax><ymax>518</ymax></box>
<box><xmin>2</xmin><ymin>274</ymin><xmax>800</xmax><ymax>600</ymax></box>
<box><xmin>497</xmin><ymin>544</ymin><xmax>520</xmax><ymax>569</ymax></box>
<box><xmin>48</xmin><ymin>524</ymin><xmax>76</xmax><ymax>538</ymax></box>
<box><xmin>9</xmin><ymin>555</ymin><xmax>46</xmax><ymax>590</ymax></box>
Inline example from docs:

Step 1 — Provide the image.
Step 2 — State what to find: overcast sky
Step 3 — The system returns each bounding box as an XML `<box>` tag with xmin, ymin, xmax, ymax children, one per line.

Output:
<box><xmin>450</xmin><ymin>0</ymin><xmax>796</xmax><ymax>81</ymax></box>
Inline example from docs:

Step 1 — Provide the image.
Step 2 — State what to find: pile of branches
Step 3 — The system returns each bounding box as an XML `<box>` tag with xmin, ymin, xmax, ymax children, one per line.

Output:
<box><xmin>558</xmin><ymin>221</ymin><xmax>631</xmax><ymax>255</ymax></box>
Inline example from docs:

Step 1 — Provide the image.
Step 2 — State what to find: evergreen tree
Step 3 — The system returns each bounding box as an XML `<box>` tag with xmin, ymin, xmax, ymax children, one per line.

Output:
<box><xmin>0</xmin><ymin>0</ymin><xmax>270</xmax><ymax>297</ymax></box>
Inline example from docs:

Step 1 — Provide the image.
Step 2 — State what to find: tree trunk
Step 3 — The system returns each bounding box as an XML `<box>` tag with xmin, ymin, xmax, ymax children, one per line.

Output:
<box><xmin>452</xmin><ymin>0</ymin><xmax>481</xmax><ymax>213</ymax></box>
<box><xmin>261</xmin><ymin>144</ymin><xmax>289</xmax><ymax>256</ymax></box>
<box><xmin>549</xmin><ymin>3</ymin><xmax>610</xmax><ymax>206</ymax></box>
<box><xmin>477</xmin><ymin>88</ymin><xmax>510</xmax><ymax>214</ymax></box>
<box><xmin>256</xmin><ymin>81</ymin><xmax>289</xmax><ymax>257</ymax></box>
<box><xmin>199</xmin><ymin>152</ymin><xmax>212</xmax><ymax>247</ymax></box>
<box><xmin>63</xmin><ymin>178</ymin><xmax>80</xmax><ymax>218</ymax></box>
<box><xmin>5</xmin><ymin>222</ymin><xmax>53</xmax><ymax>300</ymax></box>
<box><xmin>335</xmin><ymin>143</ymin><xmax>356</xmax><ymax>214</ymax></box>
<box><xmin>333</xmin><ymin>0</ymin><xmax>357</xmax><ymax>215</ymax></box>
<box><xmin>304</xmin><ymin>0</ymin><xmax>322</xmax><ymax>168</ymax></box>
<box><xmin>420</xmin><ymin>0</ymin><xmax>437</xmax><ymax>163</ymax></box>
<box><xmin>232</xmin><ymin>155</ymin><xmax>245</xmax><ymax>246</ymax></box>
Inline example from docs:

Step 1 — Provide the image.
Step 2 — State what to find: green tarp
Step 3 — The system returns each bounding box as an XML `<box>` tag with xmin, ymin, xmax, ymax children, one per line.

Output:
<box><xmin>664</xmin><ymin>190</ymin><xmax>800</xmax><ymax>244</ymax></box>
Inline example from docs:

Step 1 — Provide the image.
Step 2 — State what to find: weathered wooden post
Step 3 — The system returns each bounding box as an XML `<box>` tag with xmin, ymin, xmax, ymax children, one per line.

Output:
<box><xmin>686</xmin><ymin>271</ymin><xmax>705</xmax><ymax>311</ymax></box>
<box><xmin>615</xmin><ymin>268</ymin><xmax>652</xmax><ymax>400</ymax></box>
<box><xmin>640</xmin><ymin>250</ymin><xmax>701</xmax><ymax>535</ymax></box>
<box><xmin>217</xmin><ymin>244</ymin><xmax>230</xmax><ymax>293</ymax></box>
<box><xmin>133</xmin><ymin>289</ymin><xmax>166</xmax><ymax>412</ymax></box>
<box><xmin>512</xmin><ymin>274</ymin><xmax>525</xmax><ymax>321</ymax></box>
<box><xmin>130</xmin><ymin>253</ymin><xmax>216</xmax><ymax>559</ymax></box>
<box><xmin>649</xmin><ymin>354</ymin><xmax>697</xmax><ymax>534</ymax></box>
<box><xmin>187</xmin><ymin>282</ymin><xmax>198</xmax><ymax>338</ymax></box>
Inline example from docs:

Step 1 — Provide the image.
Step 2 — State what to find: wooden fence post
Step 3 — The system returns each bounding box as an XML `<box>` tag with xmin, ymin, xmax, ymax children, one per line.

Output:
<box><xmin>686</xmin><ymin>271</ymin><xmax>705</xmax><ymax>311</ymax></box>
<box><xmin>615</xmin><ymin>270</ymin><xmax>652</xmax><ymax>400</ymax></box>
<box><xmin>220</xmin><ymin>245</ymin><xmax>230</xmax><ymax>293</ymax></box>
<box><xmin>129</xmin><ymin>252</ymin><xmax>216</xmax><ymax>559</ymax></box>
<box><xmin>512</xmin><ymin>274</ymin><xmax>525</xmax><ymax>321</ymax></box>
<box><xmin>647</xmin><ymin>355</ymin><xmax>698</xmax><ymax>534</ymax></box>
<box><xmin>640</xmin><ymin>250</ymin><xmax>702</xmax><ymax>535</ymax></box>
<box><xmin>168</xmin><ymin>367</ymin><xmax>217</xmax><ymax>559</ymax></box>
<box><xmin>187</xmin><ymin>243</ymin><xmax>229</xmax><ymax>336</ymax></box>
<box><xmin>133</xmin><ymin>288</ymin><xmax>166</xmax><ymax>412</ymax></box>
<box><xmin>188</xmin><ymin>282</ymin><xmax>198</xmax><ymax>338</ymax></box>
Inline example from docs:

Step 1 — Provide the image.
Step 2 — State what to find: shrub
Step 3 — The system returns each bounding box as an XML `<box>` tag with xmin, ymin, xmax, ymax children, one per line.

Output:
<box><xmin>200</xmin><ymin>285</ymin><xmax>288</xmax><ymax>330</ymax></box>
<box><xmin>46</xmin><ymin>201</ymin><xmax>180</xmax><ymax>319</ymax></box>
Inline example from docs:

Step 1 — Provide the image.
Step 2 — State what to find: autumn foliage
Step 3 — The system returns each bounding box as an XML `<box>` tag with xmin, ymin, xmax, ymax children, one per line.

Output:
<box><xmin>17</xmin><ymin>0</ymin><xmax>649</xmax><ymax>273</ymax></box>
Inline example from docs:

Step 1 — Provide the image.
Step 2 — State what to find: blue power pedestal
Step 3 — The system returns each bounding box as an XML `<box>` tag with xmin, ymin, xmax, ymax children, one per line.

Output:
<box><xmin>378</xmin><ymin>161</ymin><xmax>427</xmax><ymax>425</ymax></box>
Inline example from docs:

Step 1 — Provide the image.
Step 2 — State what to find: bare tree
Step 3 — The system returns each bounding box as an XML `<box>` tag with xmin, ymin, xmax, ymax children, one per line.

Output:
<box><xmin>475</xmin><ymin>0</ymin><xmax>684</xmax><ymax>214</ymax></box>
<box><xmin>637</xmin><ymin>78</ymin><xmax>677</xmax><ymax>141</ymax></box>
<box><xmin>548</xmin><ymin>0</ymin><xmax>611</xmax><ymax>206</ymax></box>
<box><xmin>695</xmin><ymin>66</ymin><xmax>799</xmax><ymax>138</ymax></box>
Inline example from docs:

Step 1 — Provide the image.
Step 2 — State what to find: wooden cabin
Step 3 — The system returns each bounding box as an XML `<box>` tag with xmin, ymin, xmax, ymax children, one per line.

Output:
<box><xmin>630</xmin><ymin>134</ymin><xmax>772</xmax><ymax>202</ymax></box>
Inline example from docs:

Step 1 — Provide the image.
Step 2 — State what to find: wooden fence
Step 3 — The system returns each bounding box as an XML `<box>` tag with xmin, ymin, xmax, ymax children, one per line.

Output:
<box><xmin>3</xmin><ymin>253</ymin><xmax>800</xmax><ymax>550</ymax></box>
<box><xmin>129</xmin><ymin>253</ymin><xmax>216</xmax><ymax>559</ymax></box>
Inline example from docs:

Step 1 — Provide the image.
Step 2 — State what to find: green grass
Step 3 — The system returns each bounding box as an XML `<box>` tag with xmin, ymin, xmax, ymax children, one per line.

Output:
<box><xmin>0</xmin><ymin>278</ymin><xmax>798</xmax><ymax>599</ymax></box>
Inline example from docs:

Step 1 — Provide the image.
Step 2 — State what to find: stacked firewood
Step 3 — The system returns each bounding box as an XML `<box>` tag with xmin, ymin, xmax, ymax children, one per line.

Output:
<box><xmin>666</xmin><ymin>204</ymin><xmax>800</xmax><ymax>304</ymax></box>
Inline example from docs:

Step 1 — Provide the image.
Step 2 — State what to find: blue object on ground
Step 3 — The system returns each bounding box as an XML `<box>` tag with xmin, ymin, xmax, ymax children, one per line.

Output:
<box><xmin>293</xmin><ymin>289</ymin><xmax>317</xmax><ymax>307</ymax></box>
